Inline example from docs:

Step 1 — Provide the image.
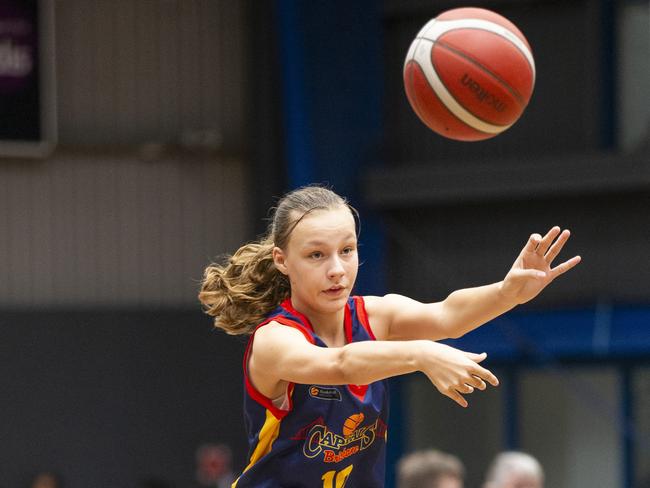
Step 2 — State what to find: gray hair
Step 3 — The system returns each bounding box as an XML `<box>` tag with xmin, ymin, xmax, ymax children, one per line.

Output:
<box><xmin>485</xmin><ymin>451</ymin><xmax>544</xmax><ymax>486</ymax></box>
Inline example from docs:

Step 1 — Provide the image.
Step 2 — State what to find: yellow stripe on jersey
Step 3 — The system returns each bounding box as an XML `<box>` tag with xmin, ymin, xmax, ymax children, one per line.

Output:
<box><xmin>231</xmin><ymin>409</ymin><xmax>282</xmax><ymax>488</ymax></box>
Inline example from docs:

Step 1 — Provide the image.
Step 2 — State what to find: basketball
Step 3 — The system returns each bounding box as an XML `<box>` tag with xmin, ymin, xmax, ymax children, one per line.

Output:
<box><xmin>403</xmin><ymin>7</ymin><xmax>536</xmax><ymax>141</ymax></box>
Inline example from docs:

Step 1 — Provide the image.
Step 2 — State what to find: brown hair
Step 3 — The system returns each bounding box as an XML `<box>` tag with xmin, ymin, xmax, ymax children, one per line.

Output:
<box><xmin>397</xmin><ymin>449</ymin><xmax>465</xmax><ymax>488</ymax></box>
<box><xmin>198</xmin><ymin>185</ymin><xmax>356</xmax><ymax>335</ymax></box>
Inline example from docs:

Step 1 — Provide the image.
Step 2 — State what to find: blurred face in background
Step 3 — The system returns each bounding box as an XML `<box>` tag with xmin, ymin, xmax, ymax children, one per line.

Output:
<box><xmin>501</xmin><ymin>473</ymin><xmax>542</xmax><ymax>488</ymax></box>
<box><xmin>433</xmin><ymin>474</ymin><xmax>464</xmax><ymax>488</ymax></box>
<box><xmin>31</xmin><ymin>473</ymin><xmax>60</xmax><ymax>488</ymax></box>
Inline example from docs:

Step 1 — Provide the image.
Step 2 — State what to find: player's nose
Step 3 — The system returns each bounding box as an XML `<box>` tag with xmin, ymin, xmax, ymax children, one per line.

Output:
<box><xmin>327</xmin><ymin>255</ymin><xmax>345</xmax><ymax>278</ymax></box>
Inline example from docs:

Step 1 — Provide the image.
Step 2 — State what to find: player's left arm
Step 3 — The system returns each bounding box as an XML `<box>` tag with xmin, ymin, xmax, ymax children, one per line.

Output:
<box><xmin>366</xmin><ymin>226</ymin><xmax>581</xmax><ymax>341</ymax></box>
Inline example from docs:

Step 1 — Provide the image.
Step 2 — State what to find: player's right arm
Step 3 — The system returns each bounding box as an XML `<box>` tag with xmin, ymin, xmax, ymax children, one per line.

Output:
<box><xmin>249</xmin><ymin>322</ymin><xmax>498</xmax><ymax>407</ymax></box>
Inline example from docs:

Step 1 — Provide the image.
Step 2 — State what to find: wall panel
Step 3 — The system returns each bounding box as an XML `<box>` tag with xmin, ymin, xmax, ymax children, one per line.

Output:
<box><xmin>0</xmin><ymin>154</ymin><xmax>248</xmax><ymax>307</ymax></box>
<box><xmin>54</xmin><ymin>0</ymin><xmax>245</xmax><ymax>149</ymax></box>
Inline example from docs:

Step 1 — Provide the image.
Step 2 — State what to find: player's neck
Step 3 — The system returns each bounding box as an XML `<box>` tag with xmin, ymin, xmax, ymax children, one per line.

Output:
<box><xmin>311</xmin><ymin>316</ymin><xmax>346</xmax><ymax>348</ymax></box>
<box><xmin>291</xmin><ymin>300</ymin><xmax>346</xmax><ymax>347</ymax></box>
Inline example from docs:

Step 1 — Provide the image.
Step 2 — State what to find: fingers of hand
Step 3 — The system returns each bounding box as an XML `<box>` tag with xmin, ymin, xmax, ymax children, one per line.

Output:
<box><xmin>536</xmin><ymin>226</ymin><xmax>561</xmax><ymax>256</ymax></box>
<box><xmin>447</xmin><ymin>389</ymin><xmax>469</xmax><ymax>408</ymax></box>
<box><xmin>449</xmin><ymin>378</ymin><xmax>487</xmax><ymax>407</ymax></box>
<box><xmin>544</xmin><ymin>229</ymin><xmax>570</xmax><ymax>264</ymax></box>
<box><xmin>455</xmin><ymin>370</ymin><xmax>494</xmax><ymax>394</ymax></box>
<box><xmin>438</xmin><ymin>373</ymin><xmax>496</xmax><ymax>408</ymax></box>
<box><xmin>473</xmin><ymin>365</ymin><xmax>499</xmax><ymax>387</ymax></box>
<box><xmin>524</xmin><ymin>233</ymin><xmax>543</xmax><ymax>253</ymax></box>
<box><xmin>550</xmin><ymin>255</ymin><xmax>582</xmax><ymax>279</ymax></box>
<box><xmin>434</xmin><ymin>381</ymin><xmax>469</xmax><ymax>408</ymax></box>
<box><xmin>470</xmin><ymin>375</ymin><xmax>487</xmax><ymax>390</ymax></box>
<box><xmin>457</xmin><ymin>357</ymin><xmax>499</xmax><ymax>387</ymax></box>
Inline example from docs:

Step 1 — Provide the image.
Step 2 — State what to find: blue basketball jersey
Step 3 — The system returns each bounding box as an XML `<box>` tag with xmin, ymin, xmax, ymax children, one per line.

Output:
<box><xmin>232</xmin><ymin>296</ymin><xmax>389</xmax><ymax>488</ymax></box>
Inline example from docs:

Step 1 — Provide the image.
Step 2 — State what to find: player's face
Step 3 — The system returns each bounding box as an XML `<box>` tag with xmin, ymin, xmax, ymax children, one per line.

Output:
<box><xmin>275</xmin><ymin>206</ymin><xmax>358</xmax><ymax>317</ymax></box>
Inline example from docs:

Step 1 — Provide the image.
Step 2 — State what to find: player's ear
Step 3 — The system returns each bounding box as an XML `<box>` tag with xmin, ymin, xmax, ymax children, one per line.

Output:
<box><xmin>273</xmin><ymin>247</ymin><xmax>289</xmax><ymax>275</ymax></box>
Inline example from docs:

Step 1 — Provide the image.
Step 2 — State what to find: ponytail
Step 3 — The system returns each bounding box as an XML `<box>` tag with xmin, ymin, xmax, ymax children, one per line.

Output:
<box><xmin>198</xmin><ymin>238</ymin><xmax>290</xmax><ymax>335</ymax></box>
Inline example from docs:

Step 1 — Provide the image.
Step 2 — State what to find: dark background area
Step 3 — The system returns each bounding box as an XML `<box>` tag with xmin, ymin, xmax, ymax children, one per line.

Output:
<box><xmin>0</xmin><ymin>310</ymin><xmax>246</xmax><ymax>487</ymax></box>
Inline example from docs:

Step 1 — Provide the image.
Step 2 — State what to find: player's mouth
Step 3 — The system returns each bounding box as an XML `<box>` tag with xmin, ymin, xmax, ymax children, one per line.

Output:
<box><xmin>324</xmin><ymin>285</ymin><xmax>345</xmax><ymax>296</ymax></box>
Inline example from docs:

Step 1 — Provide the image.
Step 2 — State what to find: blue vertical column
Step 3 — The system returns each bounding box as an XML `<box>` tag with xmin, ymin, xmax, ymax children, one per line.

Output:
<box><xmin>275</xmin><ymin>0</ymin><xmax>386</xmax><ymax>296</ymax></box>
<box><xmin>276</xmin><ymin>0</ymin><xmax>399</xmax><ymax>485</ymax></box>
<box><xmin>276</xmin><ymin>1</ymin><xmax>315</xmax><ymax>186</ymax></box>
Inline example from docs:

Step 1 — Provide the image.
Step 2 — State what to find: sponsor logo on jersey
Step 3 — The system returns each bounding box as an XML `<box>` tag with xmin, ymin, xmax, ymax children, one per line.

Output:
<box><xmin>309</xmin><ymin>386</ymin><xmax>342</xmax><ymax>401</ymax></box>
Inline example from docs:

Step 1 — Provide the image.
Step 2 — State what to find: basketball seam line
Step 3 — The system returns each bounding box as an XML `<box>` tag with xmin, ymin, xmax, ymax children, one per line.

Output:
<box><xmin>407</xmin><ymin>37</ymin><xmax>430</xmax><ymax>128</ymax></box>
<box><xmin>417</xmin><ymin>21</ymin><xmax>536</xmax><ymax>80</ymax></box>
<box><xmin>428</xmin><ymin>57</ymin><xmax>493</xmax><ymax>134</ymax></box>
<box><xmin>410</xmin><ymin>59</ymin><xmax>491</xmax><ymax>136</ymax></box>
<box><xmin>435</xmin><ymin>36</ymin><xmax>529</xmax><ymax>107</ymax></box>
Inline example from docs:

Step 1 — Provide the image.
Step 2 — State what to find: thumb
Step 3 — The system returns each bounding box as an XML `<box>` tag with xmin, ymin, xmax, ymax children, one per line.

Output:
<box><xmin>466</xmin><ymin>351</ymin><xmax>487</xmax><ymax>363</ymax></box>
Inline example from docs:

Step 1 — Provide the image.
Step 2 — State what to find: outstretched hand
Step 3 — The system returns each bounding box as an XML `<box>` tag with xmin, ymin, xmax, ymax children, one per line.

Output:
<box><xmin>500</xmin><ymin>226</ymin><xmax>581</xmax><ymax>304</ymax></box>
<box><xmin>419</xmin><ymin>341</ymin><xmax>499</xmax><ymax>408</ymax></box>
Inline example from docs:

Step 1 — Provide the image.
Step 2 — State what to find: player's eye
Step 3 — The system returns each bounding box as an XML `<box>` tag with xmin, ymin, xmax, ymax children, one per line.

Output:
<box><xmin>341</xmin><ymin>247</ymin><xmax>355</xmax><ymax>255</ymax></box>
<box><xmin>309</xmin><ymin>251</ymin><xmax>323</xmax><ymax>259</ymax></box>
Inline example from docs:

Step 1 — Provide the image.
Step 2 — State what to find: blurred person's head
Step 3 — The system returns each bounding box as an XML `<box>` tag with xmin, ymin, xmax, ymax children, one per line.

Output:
<box><xmin>483</xmin><ymin>451</ymin><xmax>544</xmax><ymax>488</ymax></box>
<box><xmin>397</xmin><ymin>449</ymin><xmax>465</xmax><ymax>488</ymax></box>
<box><xmin>29</xmin><ymin>472</ymin><xmax>62</xmax><ymax>488</ymax></box>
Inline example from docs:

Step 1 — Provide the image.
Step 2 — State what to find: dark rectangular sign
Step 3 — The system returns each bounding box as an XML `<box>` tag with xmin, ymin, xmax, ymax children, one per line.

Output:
<box><xmin>0</xmin><ymin>0</ymin><xmax>55</xmax><ymax>157</ymax></box>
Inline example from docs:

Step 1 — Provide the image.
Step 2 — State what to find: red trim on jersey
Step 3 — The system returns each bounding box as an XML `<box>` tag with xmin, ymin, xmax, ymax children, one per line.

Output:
<box><xmin>344</xmin><ymin>303</ymin><xmax>353</xmax><ymax>344</ymax></box>
<box><xmin>347</xmin><ymin>297</ymin><xmax>370</xmax><ymax>401</ymax></box>
<box><xmin>353</xmin><ymin>296</ymin><xmax>376</xmax><ymax>340</ymax></box>
<box><xmin>279</xmin><ymin>298</ymin><xmax>315</xmax><ymax>332</ymax></box>
<box><xmin>243</xmin><ymin>315</ymin><xmax>314</xmax><ymax>419</ymax></box>
<box><xmin>347</xmin><ymin>383</ymin><xmax>369</xmax><ymax>401</ymax></box>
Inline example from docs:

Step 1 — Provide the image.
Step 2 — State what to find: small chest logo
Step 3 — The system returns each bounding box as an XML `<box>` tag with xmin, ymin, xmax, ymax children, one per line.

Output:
<box><xmin>309</xmin><ymin>385</ymin><xmax>342</xmax><ymax>401</ymax></box>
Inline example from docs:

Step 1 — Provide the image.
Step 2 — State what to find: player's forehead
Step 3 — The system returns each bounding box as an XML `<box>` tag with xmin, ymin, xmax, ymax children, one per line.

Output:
<box><xmin>289</xmin><ymin>206</ymin><xmax>356</xmax><ymax>246</ymax></box>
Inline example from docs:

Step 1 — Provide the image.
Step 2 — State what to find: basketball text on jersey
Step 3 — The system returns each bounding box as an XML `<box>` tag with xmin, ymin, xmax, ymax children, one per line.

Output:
<box><xmin>297</xmin><ymin>414</ymin><xmax>388</xmax><ymax>463</ymax></box>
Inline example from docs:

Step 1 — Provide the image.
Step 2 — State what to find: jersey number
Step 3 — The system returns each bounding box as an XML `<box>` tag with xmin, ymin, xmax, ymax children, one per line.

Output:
<box><xmin>321</xmin><ymin>464</ymin><xmax>354</xmax><ymax>488</ymax></box>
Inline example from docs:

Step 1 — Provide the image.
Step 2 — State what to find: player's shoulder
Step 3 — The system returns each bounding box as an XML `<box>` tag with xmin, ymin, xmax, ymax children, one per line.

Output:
<box><xmin>253</xmin><ymin>319</ymin><xmax>313</xmax><ymax>348</ymax></box>
<box><xmin>360</xmin><ymin>294</ymin><xmax>408</xmax><ymax>340</ymax></box>
<box><xmin>362</xmin><ymin>293</ymin><xmax>410</xmax><ymax>312</ymax></box>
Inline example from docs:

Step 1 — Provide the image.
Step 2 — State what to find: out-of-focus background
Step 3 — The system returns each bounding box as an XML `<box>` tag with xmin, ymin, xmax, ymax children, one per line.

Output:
<box><xmin>0</xmin><ymin>1</ymin><xmax>648</xmax><ymax>487</ymax></box>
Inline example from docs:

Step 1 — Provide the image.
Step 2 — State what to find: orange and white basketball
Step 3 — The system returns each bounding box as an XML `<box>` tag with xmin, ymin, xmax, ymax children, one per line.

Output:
<box><xmin>403</xmin><ymin>7</ymin><xmax>536</xmax><ymax>141</ymax></box>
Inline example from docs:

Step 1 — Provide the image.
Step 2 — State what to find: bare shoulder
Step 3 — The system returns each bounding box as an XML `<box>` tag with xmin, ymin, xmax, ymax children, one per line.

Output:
<box><xmin>363</xmin><ymin>293</ymin><xmax>414</xmax><ymax>314</ymax></box>
<box><xmin>251</xmin><ymin>321</ymin><xmax>308</xmax><ymax>362</ymax></box>
<box><xmin>248</xmin><ymin>321</ymin><xmax>308</xmax><ymax>399</ymax></box>
<box><xmin>362</xmin><ymin>294</ymin><xmax>403</xmax><ymax>340</ymax></box>
<box><xmin>362</xmin><ymin>294</ymin><xmax>427</xmax><ymax>341</ymax></box>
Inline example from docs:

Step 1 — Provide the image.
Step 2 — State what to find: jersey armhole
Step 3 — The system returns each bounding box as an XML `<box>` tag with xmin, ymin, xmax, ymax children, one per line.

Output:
<box><xmin>243</xmin><ymin>317</ymin><xmax>315</xmax><ymax>419</ymax></box>
<box><xmin>353</xmin><ymin>296</ymin><xmax>377</xmax><ymax>340</ymax></box>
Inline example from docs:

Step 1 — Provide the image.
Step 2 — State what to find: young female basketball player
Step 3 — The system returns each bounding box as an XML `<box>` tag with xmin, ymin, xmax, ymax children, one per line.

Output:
<box><xmin>198</xmin><ymin>185</ymin><xmax>580</xmax><ymax>488</ymax></box>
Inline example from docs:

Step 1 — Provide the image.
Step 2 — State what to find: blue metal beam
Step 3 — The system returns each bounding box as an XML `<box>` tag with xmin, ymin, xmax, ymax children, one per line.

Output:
<box><xmin>445</xmin><ymin>305</ymin><xmax>650</xmax><ymax>362</ymax></box>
